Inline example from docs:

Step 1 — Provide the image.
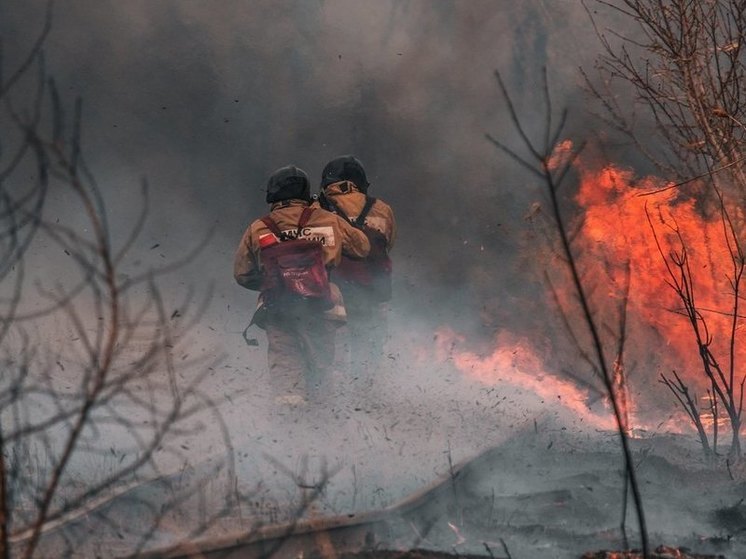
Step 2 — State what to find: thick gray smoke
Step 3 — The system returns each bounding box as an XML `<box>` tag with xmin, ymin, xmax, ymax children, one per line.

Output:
<box><xmin>1</xmin><ymin>1</ymin><xmax>604</xmax><ymax>320</ymax></box>
<box><xmin>1</xmin><ymin>0</ymin><xmax>647</xmax><ymax>550</ymax></box>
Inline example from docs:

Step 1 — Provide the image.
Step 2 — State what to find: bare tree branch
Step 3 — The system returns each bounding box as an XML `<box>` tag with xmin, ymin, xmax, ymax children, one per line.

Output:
<box><xmin>489</xmin><ymin>67</ymin><xmax>650</xmax><ymax>557</ymax></box>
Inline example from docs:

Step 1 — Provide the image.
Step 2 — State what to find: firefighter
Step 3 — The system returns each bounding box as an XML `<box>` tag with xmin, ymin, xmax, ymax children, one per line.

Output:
<box><xmin>317</xmin><ymin>155</ymin><xmax>396</xmax><ymax>377</ymax></box>
<box><xmin>234</xmin><ymin>165</ymin><xmax>370</xmax><ymax>405</ymax></box>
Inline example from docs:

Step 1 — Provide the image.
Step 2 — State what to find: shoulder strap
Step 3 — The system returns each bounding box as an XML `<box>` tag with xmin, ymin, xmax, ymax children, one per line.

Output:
<box><xmin>260</xmin><ymin>215</ymin><xmax>282</xmax><ymax>237</ymax></box>
<box><xmin>319</xmin><ymin>192</ymin><xmax>376</xmax><ymax>229</ymax></box>
<box><xmin>298</xmin><ymin>207</ymin><xmax>315</xmax><ymax>230</ymax></box>
<box><xmin>356</xmin><ymin>196</ymin><xmax>377</xmax><ymax>226</ymax></box>
<box><xmin>261</xmin><ymin>207</ymin><xmax>315</xmax><ymax>240</ymax></box>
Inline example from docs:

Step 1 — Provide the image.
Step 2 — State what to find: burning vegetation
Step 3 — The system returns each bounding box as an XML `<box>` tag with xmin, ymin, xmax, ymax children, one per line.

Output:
<box><xmin>439</xmin><ymin>145</ymin><xmax>746</xmax><ymax>457</ymax></box>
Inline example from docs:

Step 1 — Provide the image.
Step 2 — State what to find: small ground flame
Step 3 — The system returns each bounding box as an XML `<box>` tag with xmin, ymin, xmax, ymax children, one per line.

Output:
<box><xmin>434</xmin><ymin>328</ymin><xmax>617</xmax><ymax>431</ymax></box>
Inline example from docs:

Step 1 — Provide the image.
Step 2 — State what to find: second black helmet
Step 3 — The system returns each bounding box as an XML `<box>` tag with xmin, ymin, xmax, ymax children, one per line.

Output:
<box><xmin>320</xmin><ymin>155</ymin><xmax>369</xmax><ymax>193</ymax></box>
<box><xmin>266</xmin><ymin>165</ymin><xmax>311</xmax><ymax>204</ymax></box>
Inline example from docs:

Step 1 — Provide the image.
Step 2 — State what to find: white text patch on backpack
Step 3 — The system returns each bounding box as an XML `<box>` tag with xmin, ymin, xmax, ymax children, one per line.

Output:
<box><xmin>280</xmin><ymin>226</ymin><xmax>335</xmax><ymax>247</ymax></box>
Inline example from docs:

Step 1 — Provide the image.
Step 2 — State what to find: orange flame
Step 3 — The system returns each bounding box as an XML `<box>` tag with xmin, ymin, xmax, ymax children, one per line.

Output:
<box><xmin>438</xmin><ymin>140</ymin><xmax>746</xmax><ymax>436</ymax></box>
<box><xmin>434</xmin><ymin>328</ymin><xmax>617</xmax><ymax>431</ymax></box>
<box><xmin>573</xmin><ymin>150</ymin><xmax>746</xmax><ymax>397</ymax></box>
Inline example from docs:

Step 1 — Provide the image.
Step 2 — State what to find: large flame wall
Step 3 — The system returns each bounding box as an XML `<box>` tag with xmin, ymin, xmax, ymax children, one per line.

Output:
<box><xmin>437</xmin><ymin>144</ymin><xmax>746</xmax><ymax>434</ymax></box>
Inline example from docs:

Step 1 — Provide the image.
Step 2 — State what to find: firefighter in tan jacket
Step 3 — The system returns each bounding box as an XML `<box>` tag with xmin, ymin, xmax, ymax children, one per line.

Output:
<box><xmin>234</xmin><ymin>165</ymin><xmax>370</xmax><ymax>405</ymax></box>
<box><xmin>317</xmin><ymin>155</ymin><xmax>396</xmax><ymax>377</ymax></box>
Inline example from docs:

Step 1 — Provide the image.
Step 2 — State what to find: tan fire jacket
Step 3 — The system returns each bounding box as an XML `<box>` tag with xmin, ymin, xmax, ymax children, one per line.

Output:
<box><xmin>319</xmin><ymin>181</ymin><xmax>396</xmax><ymax>250</ymax></box>
<box><xmin>233</xmin><ymin>199</ymin><xmax>371</xmax><ymax>291</ymax></box>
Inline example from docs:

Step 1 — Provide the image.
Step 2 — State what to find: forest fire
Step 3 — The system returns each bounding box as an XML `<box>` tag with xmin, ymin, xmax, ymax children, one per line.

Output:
<box><xmin>436</xmin><ymin>143</ymin><xmax>746</xmax><ymax>441</ymax></box>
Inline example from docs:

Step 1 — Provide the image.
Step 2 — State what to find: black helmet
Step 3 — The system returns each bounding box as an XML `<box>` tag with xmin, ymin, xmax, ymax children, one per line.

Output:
<box><xmin>320</xmin><ymin>155</ymin><xmax>370</xmax><ymax>193</ymax></box>
<box><xmin>266</xmin><ymin>165</ymin><xmax>311</xmax><ymax>203</ymax></box>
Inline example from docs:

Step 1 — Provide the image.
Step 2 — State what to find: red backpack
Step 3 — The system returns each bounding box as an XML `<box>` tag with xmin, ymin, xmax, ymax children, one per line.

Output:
<box><xmin>319</xmin><ymin>195</ymin><xmax>392</xmax><ymax>302</ymax></box>
<box><xmin>259</xmin><ymin>207</ymin><xmax>333</xmax><ymax>309</ymax></box>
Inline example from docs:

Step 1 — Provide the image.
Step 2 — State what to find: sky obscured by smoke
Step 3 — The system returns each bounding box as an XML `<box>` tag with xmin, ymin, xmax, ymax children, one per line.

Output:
<box><xmin>1</xmin><ymin>0</ymin><xmax>613</xmax><ymax>327</ymax></box>
<box><xmin>2</xmin><ymin>0</ymin><xmax>663</xmax><ymax>525</ymax></box>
